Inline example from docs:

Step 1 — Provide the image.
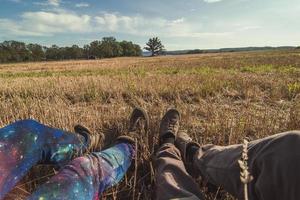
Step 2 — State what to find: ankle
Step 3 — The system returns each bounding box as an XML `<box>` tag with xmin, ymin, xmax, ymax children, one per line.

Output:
<box><xmin>160</xmin><ymin>132</ymin><xmax>175</xmax><ymax>145</ymax></box>
<box><xmin>186</xmin><ymin>144</ymin><xmax>199</xmax><ymax>162</ymax></box>
<box><xmin>116</xmin><ymin>136</ymin><xmax>135</xmax><ymax>146</ymax></box>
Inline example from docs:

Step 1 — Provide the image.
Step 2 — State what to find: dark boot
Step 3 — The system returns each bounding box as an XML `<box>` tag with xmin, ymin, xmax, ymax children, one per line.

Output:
<box><xmin>175</xmin><ymin>131</ymin><xmax>200</xmax><ymax>164</ymax></box>
<box><xmin>74</xmin><ymin>124</ymin><xmax>104</xmax><ymax>152</ymax></box>
<box><xmin>159</xmin><ymin>108</ymin><xmax>180</xmax><ymax>145</ymax></box>
<box><xmin>116</xmin><ymin>107</ymin><xmax>149</xmax><ymax>145</ymax></box>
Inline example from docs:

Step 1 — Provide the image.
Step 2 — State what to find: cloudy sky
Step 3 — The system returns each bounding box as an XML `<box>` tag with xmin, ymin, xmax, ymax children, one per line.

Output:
<box><xmin>0</xmin><ymin>0</ymin><xmax>299</xmax><ymax>50</ymax></box>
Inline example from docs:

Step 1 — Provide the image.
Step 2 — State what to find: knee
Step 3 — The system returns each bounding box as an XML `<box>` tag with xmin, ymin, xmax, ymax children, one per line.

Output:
<box><xmin>14</xmin><ymin>119</ymin><xmax>40</xmax><ymax>127</ymax></box>
<box><xmin>281</xmin><ymin>130</ymin><xmax>300</xmax><ymax>138</ymax></box>
<box><xmin>68</xmin><ymin>156</ymin><xmax>95</xmax><ymax>174</ymax></box>
<box><xmin>276</xmin><ymin>131</ymin><xmax>300</xmax><ymax>145</ymax></box>
<box><xmin>289</xmin><ymin>130</ymin><xmax>300</xmax><ymax>135</ymax></box>
<box><xmin>13</xmin><ymin>119</ymin><xmax>42</xmax><ymax>128</ymax></box>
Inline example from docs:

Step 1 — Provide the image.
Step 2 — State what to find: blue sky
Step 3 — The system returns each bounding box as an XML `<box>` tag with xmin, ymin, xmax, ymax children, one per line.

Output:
<box><xmin>0</xmin><ymin>0</ymin><xmax>299</xmax><ymax>50</ymax></box>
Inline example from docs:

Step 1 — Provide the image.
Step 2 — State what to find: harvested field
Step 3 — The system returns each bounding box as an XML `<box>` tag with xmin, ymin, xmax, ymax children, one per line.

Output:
<box><xmin>1</xmin><ymin>50</ymin><xmax>300</xmax><ymax>200</ymax></box>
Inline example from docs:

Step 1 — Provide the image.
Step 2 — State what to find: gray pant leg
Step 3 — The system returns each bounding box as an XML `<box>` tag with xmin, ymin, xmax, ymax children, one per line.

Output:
<box><xmin>155</xmin><ymin>143</ymin><xmax>204</xmax><ymax>200</ymax></box>
<box><xmin>192</xmin><ymin>131</ymin><xmax>300</xmax><ymax>200</ymax></box>
<box><xmin>193</xmin><ymin>144</ymin><xmax>243</xmax><ymax>198</ymax></box>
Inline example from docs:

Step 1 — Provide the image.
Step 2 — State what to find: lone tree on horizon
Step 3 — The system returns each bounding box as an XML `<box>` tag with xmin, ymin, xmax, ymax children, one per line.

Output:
<box><xmin>144</xmin><ymin>37</ymin><xmax>165</xmax><ymax>56</ymax></box>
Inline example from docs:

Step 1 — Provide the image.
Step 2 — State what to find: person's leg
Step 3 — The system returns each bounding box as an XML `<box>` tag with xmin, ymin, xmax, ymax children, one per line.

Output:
<box><xmin>155</xmin><ymin>143</ymin><xmax>203</xmax><ymax>200</ymax></box>
<box><xmin>0</xmin><ymin>119</ymin><xmax>88</xmax><ymax>199</ymax></box>
<box><xmin>192</xmin><ymin>143</ymin><xmax>243</xmax><ymax>198</ymax></box>
<box><xmin>28</xmin><ymin>142</ymin><xmax>134</xmax><ymax>200</ymax></box>
<box><xmin>28</xmin><ymin>107</ymin><xmax>150</xmax><ymax>200</ymax></box>
<box><xmin>155</xmin><ymin>109</ymin><xmax>204</xmax><ymax>200</ymax></box>
<box><xmin>189</xmin><ymin>131</ymin><xmax>300</xmax><ymax>200</ymax></box>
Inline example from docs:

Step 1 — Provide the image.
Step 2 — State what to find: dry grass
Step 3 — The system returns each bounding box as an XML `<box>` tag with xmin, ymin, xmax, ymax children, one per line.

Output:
<box><xmin>1</xmin><ymin>50</ymin><xmax>300</xmax><ymax>200</ymax></box>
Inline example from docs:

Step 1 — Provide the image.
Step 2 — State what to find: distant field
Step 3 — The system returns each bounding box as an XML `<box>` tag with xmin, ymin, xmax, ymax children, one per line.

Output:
<box><xmin>1</xmin><ymin>50</ymin><xmax>300</xmax><ymax>200</ymax></box>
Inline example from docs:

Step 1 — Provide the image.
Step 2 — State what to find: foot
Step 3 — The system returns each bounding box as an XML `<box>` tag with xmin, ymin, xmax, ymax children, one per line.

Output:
<box><xmin>159</xmin><ymin>109</ymin><xmax>180</xmax><ymax>145</ymax></box>
<box><xmin>74</xmin><ymin>124</ymin><xmax>104</xmax><ymax>152</ymax></box>
<box><xmin>116</xmin><ymin>107</ymin><xmax>149</xmax><ymax>146</ymax></box>
<box><xmin>175</xmin><ymin>131</ymin><xmax>200</xmax><ymax>163</ymax></box>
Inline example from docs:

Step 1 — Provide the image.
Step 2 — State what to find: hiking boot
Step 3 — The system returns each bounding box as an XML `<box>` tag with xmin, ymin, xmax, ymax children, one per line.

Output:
<box><xmin>74</xmin><ymin>124</ymin><xmax>104</xmax><ymax>152</ymax></box>
<box><xmin>159</xmin><ymin>109</ymin><xmax>180</xmax><ymax>144</ymax></box>
<box><xmin>175</xmin><ymin>131</ymin><xmax>200</xmax><ymax>163</ymax></box>
<box><xmin>116</xmin><ymin>107</ymin><xmax>149</xmax><ymax>146</ymax></box>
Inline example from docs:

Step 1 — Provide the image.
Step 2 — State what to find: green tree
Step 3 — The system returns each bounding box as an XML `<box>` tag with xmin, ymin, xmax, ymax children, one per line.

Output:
<box><xmin>1</xmin><ymin>41</ymin><xmax>30</xmax><ymax>62</ymax></box>
<box><xmin>100</xmin><ymin>37</ymin><xmax>122</xmax><ymax>58</ymax></box>
<box><xmin>134</xmin><ymin>44</ymin><xmax>142</xmax><ymax>56</ymax></box>
<box><xmin>120</xmin><ymin>41</ymin><xmax>142</xmax><ymax>56</ymax></box>
<box><xmin>0</xmin><ymin>37</ymin><xmax>141</xmax><ymax>63</ymax></box>
<box><xmin>89</xmin><ymin>40</ymin><xmax>102</xmax><ymax>58</ymax></box>
<box><xmin>27</xmin><ymin>43</ymin><xmax>45</xmax><ymax>61</ymax></box>
<box><xmin>71</xmin><ymin>45</ymin><xmax>84</xmax><ymax>59</ymax></box>
<box><xmin>45</xmin><ymin>45</ymin><xmax>61</xmax><ymax>60</ymax></box>
<box><xmin>0</xmin><ymin>42</ymin><xmax>10</xmax><ymax>63</ymax></box>
<box><xmin>187</xmin><ymin>49</ymin><xmax>204</xmax><ymax>54</ymax></box>
<box><xmin>62</xmin><ymin>45</ymin><xmax>83</xmax><ymax>60</ymax></box>
<box><xmin>144</xmin><ymin>37</ymin><xmax>165</xmax><ymax>56</ymax></box>
<box><xmin>83</xmin><ymin>44</ymin><xmax>91</xmax><ymax>59</ymax></box>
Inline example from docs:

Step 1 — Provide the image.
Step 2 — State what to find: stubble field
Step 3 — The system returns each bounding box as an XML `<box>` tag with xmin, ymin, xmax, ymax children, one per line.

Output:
<box><xmin>1</xmin><ymin>50</ymin><xmax>300</xmax><ymax>200</ymax></box>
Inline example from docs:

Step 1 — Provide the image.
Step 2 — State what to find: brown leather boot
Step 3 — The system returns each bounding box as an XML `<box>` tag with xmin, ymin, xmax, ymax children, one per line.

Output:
<box><xmin>74</xmin><ymin>124</ymin><xmax>104</xmax><ymax>152</ymax></box>
<box><xmin>116</xmin><ymin>107</ymin><xmax>149</xmax><ymax>145</ymax></box>
<box><xmin>176</xmin><ymin>131</ymin><xmax>200</xmax><ymax>164</ymax></box>
<box><xmin>159</xmin><ymin>108</ymin><xmax>180</xmax><ymax>144</ymax></box>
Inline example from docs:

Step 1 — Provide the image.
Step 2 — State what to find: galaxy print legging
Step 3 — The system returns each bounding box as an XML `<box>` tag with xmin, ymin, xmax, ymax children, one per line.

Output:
<box><xmin>0</xmin><ymin>119</ymin><xmax>134</xmax><ymax>200</ymax></box>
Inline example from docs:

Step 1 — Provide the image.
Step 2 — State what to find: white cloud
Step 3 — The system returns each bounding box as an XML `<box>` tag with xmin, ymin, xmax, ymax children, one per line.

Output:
<box><xmin>203</xmin><ymin>0</ymin><xmax>223</xmax><ymax>3</ymax></box>
<box><xmin>0</xmin><ymin>19</ymin><xmax>46</xmax><ymax>36</ymax></box>
<box><xmin>8</xmin><ymin>0</ymin><xmax>22</xmax><ymax>3</ymax></box>
<box><xmin>94</xmin><ymin>13</ymin><xmax>203</xmax><ymax>37</ymax></box>
<box><xmin>75</xmin><ymin>3</ymin><xmax>89</xmax><ymax>8</ymax></box>
<box><xmin>0</xmin><ymin>10</ymin><xmax>231</xmax><ymax>40</ymax></box>
<box><xmin>23</xmin><ymin>11</ymin><xmax>90</xmax><ymax>32</ymax></box>
<box><xmin>95</xmin><ymin>13</ymin><xmax>145</xmax><ymax>33</ymax></box>
<box><xmin>238</xmin><ymin>25</ymin><xmax>261</xmax><ymax>31</ymax></box>
<box><xmin>33</xmin><ymin>0</ymin><xmax>61</xmax><ymax>7</ymax></box>
<box><xmin>48</xmin><ymin>0</ymin><xmax>60</xmax><ymax>6</ymax></box>
<box><xmin>169</xmin><ymin>18</ymin><xmax>185</xmax><ymax>25</ymax></box>
<box><xmin>93</xmin><ymin>14</ymin><xmax>230</xmax><ymax>38</ymax></box>
<box><xmin>0</xmin><ymin>10</ymin><xmax>91</xmax><ymax>36</ymax></box>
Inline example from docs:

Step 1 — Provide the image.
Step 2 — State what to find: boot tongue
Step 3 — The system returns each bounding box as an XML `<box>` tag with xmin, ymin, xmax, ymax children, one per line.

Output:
<box><xmin>75</xmin><ymin>131</ymin><xmax>91</xmax><ymax>151</ymax></box>
<box><xmin>128</xmin><ymin>120</ymin><xmax>138</xmax><ymax>132</ymax></box>
<box><xmin>74</xmin><ymin>125</ymin><xmax>92</xmax><ymax>151</ymax></box>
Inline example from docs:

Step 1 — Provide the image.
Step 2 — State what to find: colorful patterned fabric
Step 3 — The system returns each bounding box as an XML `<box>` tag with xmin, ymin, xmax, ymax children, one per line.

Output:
<box><xmin>0</xmin><ymin>119</ymin><xmax>88</xmax><ymax>199</ymax></box>
<box><xmin>28</xmin><ymin>143</ymin><xmax>134</xmax><ymax>200</ymax></box>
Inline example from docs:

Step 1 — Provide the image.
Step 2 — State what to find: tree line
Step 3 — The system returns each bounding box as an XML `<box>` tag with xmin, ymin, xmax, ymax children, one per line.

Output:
<box><xmin>0</xmin><ymin>37</ymin><xmax>142</xmax><ymax>63</ymax></box>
